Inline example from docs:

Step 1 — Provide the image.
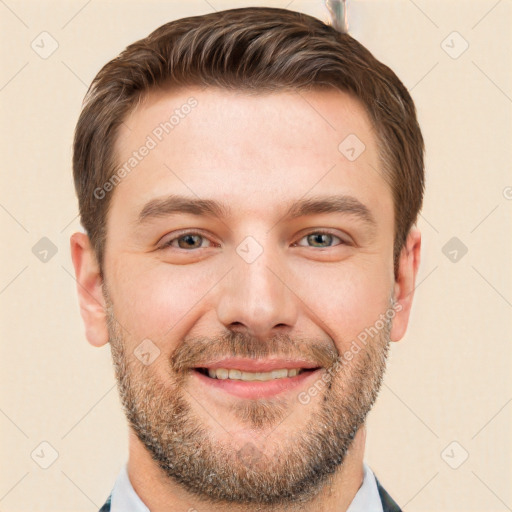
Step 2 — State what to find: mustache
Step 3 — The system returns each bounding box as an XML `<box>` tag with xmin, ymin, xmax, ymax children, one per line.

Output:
<box><xmin>170</xmin><ymin>330</ymin><xmax>339</xmax><ymax>373</ymax></box>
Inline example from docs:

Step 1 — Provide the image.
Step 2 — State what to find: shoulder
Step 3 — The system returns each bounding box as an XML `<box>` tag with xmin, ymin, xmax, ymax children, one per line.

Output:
<box><xmin>374</xmin><ymin>475</ymin><xmax>402</xmax><ymax>512</ymax></box>
<box><xmin>98</xmin><ymin>493</ymin><xmax>111</xmax><ymax>512</ymax></box>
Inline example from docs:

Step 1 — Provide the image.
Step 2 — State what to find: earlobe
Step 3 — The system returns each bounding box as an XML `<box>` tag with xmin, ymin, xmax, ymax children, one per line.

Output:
<box><xmin>70</xmin><ymin>232</ymin><xmax>109</xmax><ymax>347</ymax></box>
<box><xmin>390</xmin><ymin>227</ymin><xmax>421</xmax><ymax>342</ymax></box>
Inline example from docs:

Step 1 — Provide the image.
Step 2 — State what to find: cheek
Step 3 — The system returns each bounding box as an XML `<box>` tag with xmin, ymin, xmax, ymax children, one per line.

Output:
<box><xmin>294</xmin><ymin>257</ymin><xmax>393</xmax><ymax>350</ymax></box>
<box><xmin>108</xmin><ymin>259</ymin><xmax>211</xmax><ymax>343</ymax></box>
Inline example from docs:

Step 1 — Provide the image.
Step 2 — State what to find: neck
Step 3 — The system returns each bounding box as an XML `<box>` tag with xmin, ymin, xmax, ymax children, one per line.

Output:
<box><xmin>126</xmin><ymin>424</ymin><xmax>367</xmax><ymax>512</ymax></box>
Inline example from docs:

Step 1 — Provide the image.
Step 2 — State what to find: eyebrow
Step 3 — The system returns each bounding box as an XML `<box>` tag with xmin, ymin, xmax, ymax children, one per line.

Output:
<box><xmin>137</xmin><ymin>193</ymin><xmax>377</xmax><ymax>229</ymax></box>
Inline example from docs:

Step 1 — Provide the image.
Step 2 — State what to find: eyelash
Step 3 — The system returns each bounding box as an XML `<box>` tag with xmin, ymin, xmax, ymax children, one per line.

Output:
<box><xmin>159</xmin><ymin>229</ymin><xmax>350</xmax><ymax>251</ymax></box>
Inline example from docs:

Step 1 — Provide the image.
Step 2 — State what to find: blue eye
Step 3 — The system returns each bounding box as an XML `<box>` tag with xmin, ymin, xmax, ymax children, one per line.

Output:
<box><xmin>159</xmin><ymin>230</ymin><xmax>348</xmax><ymax>251</ymax></box>
<box><xmin>295</xmin><ymin>231</ymin><xmax>345</xmax><ymax>248</ymax></box>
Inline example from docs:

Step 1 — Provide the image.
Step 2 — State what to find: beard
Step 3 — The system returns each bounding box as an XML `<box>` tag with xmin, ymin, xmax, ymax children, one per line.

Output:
<box><xmin>105</xmin><ymin>290</ymin><xmax>393</xmax><ymax>509</ymax></box>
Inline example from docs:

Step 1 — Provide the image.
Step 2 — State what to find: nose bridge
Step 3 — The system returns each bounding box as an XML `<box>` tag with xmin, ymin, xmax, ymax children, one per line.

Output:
<box><xmin>216</xmin><ymin>234</ymin><xmax>298</xmax><ymax>337</ymax></box>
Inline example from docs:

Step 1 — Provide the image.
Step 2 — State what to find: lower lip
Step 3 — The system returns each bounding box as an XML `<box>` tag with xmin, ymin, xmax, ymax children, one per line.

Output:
<box><xmin>192</xmin><ymin>369</ymin><xmax>322</xmax><ymax>399</ymax></box>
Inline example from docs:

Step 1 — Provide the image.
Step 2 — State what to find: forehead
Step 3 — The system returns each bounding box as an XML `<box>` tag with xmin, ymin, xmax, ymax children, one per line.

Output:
<box><xmin>111</xmin><ymin>86</ymin><xmax>391</xmax><ymax>224</ymax></box>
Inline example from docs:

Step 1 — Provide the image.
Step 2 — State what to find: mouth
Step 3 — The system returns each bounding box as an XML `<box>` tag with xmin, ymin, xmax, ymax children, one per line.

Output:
<box><xmin>195</xmin><ymin>367</ymin><xmax>317</xmax><ymax>381</ymax></box>
<box><xmin>191</xmin><ymin>358</ymin><xmax>322</xmax><ymax>399</ymax></box>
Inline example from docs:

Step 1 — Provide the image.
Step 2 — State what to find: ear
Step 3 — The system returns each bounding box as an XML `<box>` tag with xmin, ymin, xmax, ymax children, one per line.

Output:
<box><xmin>390</xmin><ymin>226</ymin><xmax>421</xmax><ymax>342</ymax></box>
<box><xmin>70</xmin><ymin>232</ymin><xmax>109</xmax><ymax>347</ymax></box>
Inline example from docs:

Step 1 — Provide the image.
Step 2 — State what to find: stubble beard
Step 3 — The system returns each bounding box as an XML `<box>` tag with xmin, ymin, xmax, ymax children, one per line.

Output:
<box><xmin>105</xmin><ymin>293</ymin><xmax>392</xmax><ymax>509</ymax></box>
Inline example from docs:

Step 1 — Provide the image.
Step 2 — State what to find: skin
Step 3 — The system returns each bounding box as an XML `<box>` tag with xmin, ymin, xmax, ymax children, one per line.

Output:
<box><xmin>71</xmin><ymin>86</ymin><xmax>421</xmax><ymax>511</ymax></box>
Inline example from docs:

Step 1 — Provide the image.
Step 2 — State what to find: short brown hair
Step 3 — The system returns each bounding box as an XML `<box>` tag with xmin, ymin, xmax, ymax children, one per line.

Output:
<box><xmin>73</xmin><ymin>6</ymin><xmax>424</xmax><ymax>278</ymax></box>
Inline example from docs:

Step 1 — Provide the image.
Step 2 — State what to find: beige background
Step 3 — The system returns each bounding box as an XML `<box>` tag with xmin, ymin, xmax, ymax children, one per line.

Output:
<box><xmin>1</xmin><ymin>0</ymin><xmax>511</xmax><ymax>511</ymax></box>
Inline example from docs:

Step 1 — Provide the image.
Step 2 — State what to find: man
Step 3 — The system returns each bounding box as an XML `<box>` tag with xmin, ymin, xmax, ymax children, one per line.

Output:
<box><xmin>70</xmin><ymin>6</ymin><xmax>423</xmax><ymax>512</ymax></box>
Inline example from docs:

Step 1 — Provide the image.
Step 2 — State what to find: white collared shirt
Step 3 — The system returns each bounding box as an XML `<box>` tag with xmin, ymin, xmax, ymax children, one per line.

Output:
<box><xmin>110</xmin><ymin>460</ymin><xmax>383</xmax><ymax>512</ymax></box>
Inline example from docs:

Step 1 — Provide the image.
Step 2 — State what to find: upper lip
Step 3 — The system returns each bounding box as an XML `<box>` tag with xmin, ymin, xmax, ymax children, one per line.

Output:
<box><xmin>195</xmin><ymin>358</ymin><xmax>321</xmax><ymax>372</ymax></box>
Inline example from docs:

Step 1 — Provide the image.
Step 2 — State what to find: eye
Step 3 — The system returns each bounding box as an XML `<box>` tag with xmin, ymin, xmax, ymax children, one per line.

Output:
<box><xmin>294</xmin><ymin>231</ymin><xmax>348</xmax><ymax>248</ymax></box>
<box><xmin>159</xmin><ymin>231</ymin><xmax>216</xmax><ymax>250</ymax></box>
<box><xmin>158</xmin><ymin>230</ymin><xmax>349</xmax><ymax>252</ymax></box>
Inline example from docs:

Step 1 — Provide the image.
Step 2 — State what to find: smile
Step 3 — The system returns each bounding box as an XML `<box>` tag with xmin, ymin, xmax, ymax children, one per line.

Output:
<box><xmin>197</xmin><ymin>367</ymin><xmax>312</xmax><ymax>381</ymax></box>
<box><xmin>191</xmin><ymin>358</ymin><xmax>322</xmax><ymax>399</ymax></box>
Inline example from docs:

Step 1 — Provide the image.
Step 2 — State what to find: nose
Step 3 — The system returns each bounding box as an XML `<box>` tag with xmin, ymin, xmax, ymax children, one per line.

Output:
<box><xmin>215</xmin><ymin>246</ymin><xmax>299</xmax><ymax>340</ymax></box>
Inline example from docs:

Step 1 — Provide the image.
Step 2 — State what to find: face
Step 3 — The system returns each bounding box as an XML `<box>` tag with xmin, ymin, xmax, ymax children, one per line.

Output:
<box><xmin>73</xmin><ymin>86</ymin><xmax>419</xmax><ymax>507</ymax></box>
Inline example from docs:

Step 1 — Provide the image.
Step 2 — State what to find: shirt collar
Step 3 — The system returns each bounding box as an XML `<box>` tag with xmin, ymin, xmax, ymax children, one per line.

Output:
<box><xmin>110</xmin><ymin>462</ymin><xmax>149</xmax><ymax>512</ymax></box>
<box><xmin>110</xmin><ymin>460</ymin><xmax>383</xmax><ymax>512</ymax></box>
<box><xmin>346</xmin><ymin>462</ymin><xmax>384</xmax><ymax>512</ymax></box>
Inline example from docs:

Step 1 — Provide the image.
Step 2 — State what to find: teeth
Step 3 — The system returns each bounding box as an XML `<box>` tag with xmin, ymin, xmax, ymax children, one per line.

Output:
<box><xmin>216</xmin><ymin>368</ymin><xmax>229</xmax><ymax>380</ymax></box>
<box><xmin>271</xmin><ymin>369</ymin><xmax>288</xmax><ymax>379</ymax></box>
<box><xmin>205</xmin><ymin>368</ymin><xmax>304</xmax><ymax>381</ymax></box>
<box><xmin>229</xmin><ymin>369</ymin><xmax>242</xmax><ymax>379</ymax></box>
